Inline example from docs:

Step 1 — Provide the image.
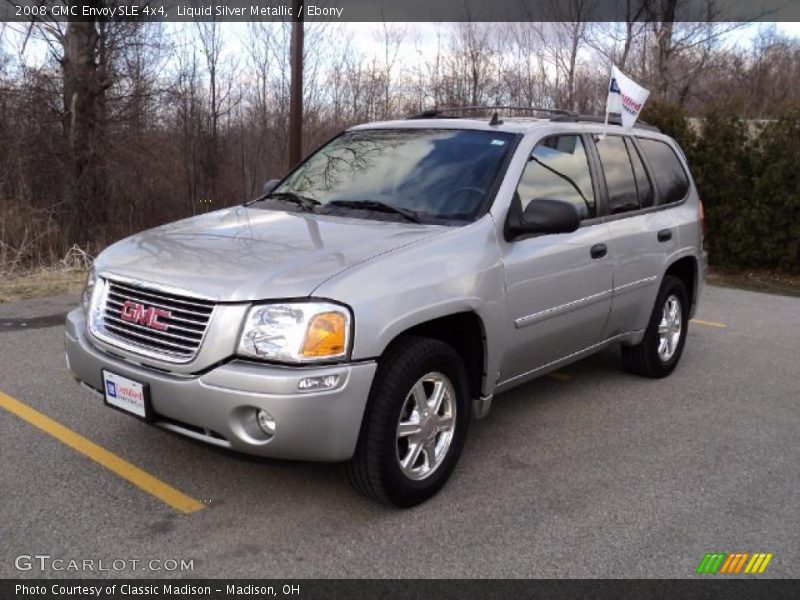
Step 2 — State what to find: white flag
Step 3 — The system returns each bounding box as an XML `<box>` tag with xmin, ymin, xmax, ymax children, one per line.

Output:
<box><xmin>605</xmin><ymin>65</ymin><xmax>650</xmax><ymax>129</ymax></box>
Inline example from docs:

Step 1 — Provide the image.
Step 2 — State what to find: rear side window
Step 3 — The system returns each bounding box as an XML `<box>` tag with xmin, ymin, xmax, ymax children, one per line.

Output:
<box><xmin>638</xmin><ymin>138</ymin><xmax>690</xmax><ymax>204</ymax></box>
<box><xmin>595</xmin><ymin>135</ymin><xmax>639</xmax><ymax>214</ymax></box>
<box><xmin>516</xmin><ymin>135</ymin><xmax>596</xmax><ymax>220</ymax></box>
<box><xmin>626</xmin><ymin>138</ymin><xmax>655</xmax><ymax>208</ymax></box>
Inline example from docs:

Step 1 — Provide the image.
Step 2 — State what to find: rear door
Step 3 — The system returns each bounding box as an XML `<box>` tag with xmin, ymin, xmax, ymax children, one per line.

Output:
<box><xmin>499</xmin><ymin>133</ymin><xmax>613</xmax><ymax>384</ymax></box>
<box><xmin>591</xmin><ymin>135</ymin><xmax>685</xmax><ymax>337</ymax></box>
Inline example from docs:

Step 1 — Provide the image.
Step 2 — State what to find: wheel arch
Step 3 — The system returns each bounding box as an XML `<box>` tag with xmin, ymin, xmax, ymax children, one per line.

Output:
<box><xmin>377</xmin><ymin>310</ymin><xmax>489</xmax><ymax>406</ymax></box>
<box><xmin>663</xmin><ymin>255</ymin><xmax>699</xmax><ymax>317</ymax></box>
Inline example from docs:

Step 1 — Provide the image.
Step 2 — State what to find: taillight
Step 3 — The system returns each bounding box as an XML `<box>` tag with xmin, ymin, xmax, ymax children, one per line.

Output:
<box><xmin>699</xmin><ymin>200</ymin><xmax>706</xmax><ymax>245</ymax></box>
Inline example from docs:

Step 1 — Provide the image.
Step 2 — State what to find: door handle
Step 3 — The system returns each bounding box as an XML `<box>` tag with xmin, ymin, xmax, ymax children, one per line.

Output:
<box><xmin>590</xmin><ymin>243</ymin><xmax>607</xmax><ymax>259</ymax></box>
<box><xmin>657</xmin><ymin>229</ymin><xmax>673</xmax><ymax>242</ymax></box>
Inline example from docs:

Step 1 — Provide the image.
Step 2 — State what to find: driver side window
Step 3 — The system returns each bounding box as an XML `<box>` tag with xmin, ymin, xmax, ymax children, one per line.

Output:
<box><xmin>516</xmin><ymin>135</ymin><xmax>596</xmax><ymax>220</ymax></box>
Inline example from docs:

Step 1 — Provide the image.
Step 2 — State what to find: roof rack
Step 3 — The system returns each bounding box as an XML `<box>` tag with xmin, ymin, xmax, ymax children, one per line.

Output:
<box><xmin>409</xmin><ymin>106</ymin><xmax>576</xmax><ymax>120</ymax></box>
<box><xmin>550</xmin><ymin>113</ymin><xmax>661</xmax><ymax>132</ymax></box>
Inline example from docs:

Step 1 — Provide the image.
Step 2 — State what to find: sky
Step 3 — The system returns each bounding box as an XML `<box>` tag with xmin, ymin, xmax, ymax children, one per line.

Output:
<box><xmin>189</xmin><ymin>21</ymin><xmax>800</xmax><ymax>66</ymax></box>
<box><xmin>2</xmin><ymin>20</ymin><xmax>799</xmax><ymax>72</ymax></box>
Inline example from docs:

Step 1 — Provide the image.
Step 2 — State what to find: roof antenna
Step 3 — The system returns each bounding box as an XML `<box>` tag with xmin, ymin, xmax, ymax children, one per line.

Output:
<box><xmin>489</xmin><ymin>111</ymin><xmax>503</xmax><ymax>126</ymax></box>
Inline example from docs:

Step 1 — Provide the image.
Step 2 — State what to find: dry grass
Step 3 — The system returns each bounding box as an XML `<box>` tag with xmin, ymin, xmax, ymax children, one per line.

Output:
<box><xmin>0</xmin><ymin>244</ymin><xmax>93</xmax><ymax>303</ymax></box>
<box><xmin>0</xmin><ymin>268</ymin><xmax>87</xmax><ymax>303</ymax></box>
<box><xmin>708</xmin><ymin>268</ymin><xmax>800</xmax><ymax>297</ymax></box>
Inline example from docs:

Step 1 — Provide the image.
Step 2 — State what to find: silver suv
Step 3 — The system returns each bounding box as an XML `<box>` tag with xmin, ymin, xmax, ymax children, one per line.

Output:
<box><xmin>66</xmin><ymin>108</ymin><xmax>706</xmax><ymax>506</ymax></box>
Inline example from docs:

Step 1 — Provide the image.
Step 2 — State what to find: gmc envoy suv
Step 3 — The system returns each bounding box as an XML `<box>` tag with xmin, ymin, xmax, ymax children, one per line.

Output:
<box><xmin>66</xmin><ymin>107</ymin><xmax>705</xmax><ymax>506</ymax></box>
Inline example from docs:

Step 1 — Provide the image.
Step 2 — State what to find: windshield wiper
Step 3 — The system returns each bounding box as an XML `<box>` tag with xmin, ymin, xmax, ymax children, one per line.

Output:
<box><xmin>259</xmin><ymin>191</ymin><xmax>320</xmax><ymax>212</ymax></box>
<box><xmin>327</xmin><ymin>200</ymin><xmax>422</xmax><ymax>224</ymax></box>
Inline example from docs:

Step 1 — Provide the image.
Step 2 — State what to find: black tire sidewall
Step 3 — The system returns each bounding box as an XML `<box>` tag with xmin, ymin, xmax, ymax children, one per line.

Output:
<box><xmin>646</xmin><ymin>275</ymin><xmax>689</xmax><ymax>375</ymax></box>
<box><xmin>367</xmin><ymin>338</ymin><xmax>470</xmax><ymax>506</ymax></box>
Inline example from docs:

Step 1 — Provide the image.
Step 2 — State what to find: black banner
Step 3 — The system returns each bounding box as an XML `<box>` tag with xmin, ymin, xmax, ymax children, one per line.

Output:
<box><xmin>3</xmin><ymin>579</ymin><xmax>800</xmax><ymax>600</ymax></box>
<box><xmin>1</xmin><ymin>0</ymin><xmax>800</xmax><ymax>22</ymax></box>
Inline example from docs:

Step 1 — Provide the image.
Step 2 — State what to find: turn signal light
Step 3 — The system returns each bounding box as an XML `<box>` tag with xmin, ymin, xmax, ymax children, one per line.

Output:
<box><xmin>303</xmin><ymin>312</ymin><xmax>347</xmax><ymax>358</ymax></box>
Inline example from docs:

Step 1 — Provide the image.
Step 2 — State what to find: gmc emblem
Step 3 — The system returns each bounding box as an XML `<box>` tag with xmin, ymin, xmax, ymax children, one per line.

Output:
<box><xmin>119</xmin><ymin>300</ymin><xmax>171</xmax><ymax>331</ymax></box>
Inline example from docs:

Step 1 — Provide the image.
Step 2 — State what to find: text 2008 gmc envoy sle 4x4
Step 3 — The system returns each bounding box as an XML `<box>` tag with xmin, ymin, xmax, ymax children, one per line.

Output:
<box><xmin>66</xmin><ymin>108</ymin><xmax>706</xmax><ymax>506</ymax></box>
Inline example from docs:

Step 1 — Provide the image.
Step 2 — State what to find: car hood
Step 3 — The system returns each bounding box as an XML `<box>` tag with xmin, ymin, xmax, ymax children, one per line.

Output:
<box><xmin>94</xmin><ymin>206</ymin><xmax>445</xmax><ymax>302</ymax></box>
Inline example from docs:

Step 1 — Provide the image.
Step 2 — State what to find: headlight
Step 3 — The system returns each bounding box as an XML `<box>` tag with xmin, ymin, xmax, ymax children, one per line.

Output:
<box><xmin>238</xmin><ymin>302</ymin><xmax>352</xmax><ymax>363</ymax></box>
<box><xmin>81</xmin><ymin>267</ymin><xmax>98</xmax><ymax>310</ymax></box>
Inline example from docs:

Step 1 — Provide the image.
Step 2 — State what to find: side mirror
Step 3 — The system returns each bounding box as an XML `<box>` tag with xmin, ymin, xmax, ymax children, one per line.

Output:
<box><xmin>262</xmin><ymin>179</ymin><xmax>280</xmax><ymax>195</ymax></box>
<box><xmin>505</xmin><ymin>197</ymin><xmax>580</xmax><ymax>240</ymax></box>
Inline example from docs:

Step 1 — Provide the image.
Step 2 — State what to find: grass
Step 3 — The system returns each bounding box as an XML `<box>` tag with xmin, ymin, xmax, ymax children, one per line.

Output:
<box><xmin>707</xmin><ymin>268</ymin><xmax>800</xmax><ymax>298</ymax></box>
<box><xmin>0</xmin><ymin>268</ymin><xmax>87</xmax><ymax>303</ymax></box>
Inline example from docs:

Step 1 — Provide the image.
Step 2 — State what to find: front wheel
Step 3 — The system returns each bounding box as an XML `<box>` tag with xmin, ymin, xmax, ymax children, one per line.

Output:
<box><xmin>346</xmin><ymin>336</ymin><xmax>470</xmax><ymax>507</ymax></box>
<box><xmin>622</xmin><ymin>275</ymin><xmax>689</xmax><ymax>378</ymax></box>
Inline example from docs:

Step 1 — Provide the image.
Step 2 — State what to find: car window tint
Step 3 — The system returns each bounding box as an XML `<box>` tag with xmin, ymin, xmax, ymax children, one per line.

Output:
<box><xmin>595</xmin><ymin>135</ymin><xmax>639</xmax><ymax>214</ymax></box>
<box><xmin>516</xmin><ymin>135</ymin><xmax>595</xmax><ymax>220</ymax></box>
<box><xmin>638</xmin><ymin>138</ymin><xmax>690</xmax><ymax>204</ymax></box>
<box><xmin>626</xmin><ymin>138</ymin><xmax>655</xmax><ymax>208</ymax></box>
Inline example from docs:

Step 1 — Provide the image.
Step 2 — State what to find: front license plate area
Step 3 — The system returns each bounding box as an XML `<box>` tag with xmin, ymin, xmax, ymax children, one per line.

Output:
<box><xmin>102</xmin><ymin>370</ymin><xmax>152</xmax><ymax>421</ymax></box>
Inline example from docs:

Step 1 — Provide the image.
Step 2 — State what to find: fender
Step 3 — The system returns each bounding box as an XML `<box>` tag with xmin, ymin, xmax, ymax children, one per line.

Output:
<box><xmin>312</xmin><ymin>216</ymin><xmax>508</xmax><ymax>398</ymax></box>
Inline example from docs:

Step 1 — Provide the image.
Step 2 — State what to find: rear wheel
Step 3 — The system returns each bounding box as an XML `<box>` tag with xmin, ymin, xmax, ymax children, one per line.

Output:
<box><xmin>346</xmin><ymin>336</ymin><xmax>470</xmax><ymax>507</ymax></box>
<box><xmin>622</xmin><ymin>275</ymin><xmax>689</xmax><ymax>378</ymax></box>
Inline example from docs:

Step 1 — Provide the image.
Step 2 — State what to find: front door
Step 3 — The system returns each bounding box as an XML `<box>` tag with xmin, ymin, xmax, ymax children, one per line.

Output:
<box><xmin>499</xmin><ymin>134</ymin><xmax>613</xmax><ymax>385</ymax></box>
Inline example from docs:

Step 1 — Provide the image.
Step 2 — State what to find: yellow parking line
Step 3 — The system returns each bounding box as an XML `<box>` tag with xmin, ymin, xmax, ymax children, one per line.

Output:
<box><xmin>0</xmin><ymin>389</ymin><xmax>205</xmax><ymax>514</ymax></box>
<box><xmin>691</xmin><ymin>318</ymin><xmax>728</xmax><ymax>328</ymax></box>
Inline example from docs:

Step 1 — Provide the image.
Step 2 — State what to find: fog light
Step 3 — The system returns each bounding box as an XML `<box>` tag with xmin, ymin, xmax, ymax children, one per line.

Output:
<box><xmin>298</xmin><ymin>374</ymin><xmax>340</xmax><ymax>392</ymax></box>
<box><xmin>256</xmin><ymin>409</ymin><xmax>276</xmax><ymax>437</ymax></box>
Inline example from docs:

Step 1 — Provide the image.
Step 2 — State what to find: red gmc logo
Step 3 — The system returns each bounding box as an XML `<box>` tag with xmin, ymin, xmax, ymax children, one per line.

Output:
<box><xmin>119</xmin><ymin>300</ymin><xmax>171</xmax><ymax>331</ymax></box>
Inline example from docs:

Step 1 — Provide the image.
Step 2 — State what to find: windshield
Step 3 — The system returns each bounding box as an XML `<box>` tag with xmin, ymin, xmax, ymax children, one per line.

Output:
<box><xmin>271</xmin><ymin>128</ymin><xmax>516</xmax><ymax>223</ymax></box>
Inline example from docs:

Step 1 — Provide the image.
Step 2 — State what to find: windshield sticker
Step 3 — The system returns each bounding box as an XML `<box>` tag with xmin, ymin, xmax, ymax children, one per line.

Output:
<box><xmin>491</xmin><ymin>139</ymin><xmax>506</xmax><ymax>146</ymax></box>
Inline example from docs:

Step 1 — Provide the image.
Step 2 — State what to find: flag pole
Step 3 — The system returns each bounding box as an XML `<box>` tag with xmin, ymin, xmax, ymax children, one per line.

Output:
<box><xmin>601</xmin><ymin>67</ymin><xmax>613</xmax><ymax>140</ymax></box>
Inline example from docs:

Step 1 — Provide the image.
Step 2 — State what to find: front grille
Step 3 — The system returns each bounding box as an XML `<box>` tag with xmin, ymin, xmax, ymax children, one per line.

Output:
<box><xmin>98</xmin><ymin>279</ymin><xmax>215</xmax><ymax>361</ymax></box>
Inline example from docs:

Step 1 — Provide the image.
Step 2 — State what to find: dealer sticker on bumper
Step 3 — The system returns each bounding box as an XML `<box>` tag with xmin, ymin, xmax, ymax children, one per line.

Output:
<box><xmin>102</xmin><ymin>370</ymin><xmax>149</xmax><ymax>419</ymax></box>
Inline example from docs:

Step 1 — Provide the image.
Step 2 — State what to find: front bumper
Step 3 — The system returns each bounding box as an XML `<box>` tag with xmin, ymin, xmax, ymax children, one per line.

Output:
<box><xmin>64</xmin><ymin>309</ymin><xmax>376</xmax><ymax>462</ymax></box>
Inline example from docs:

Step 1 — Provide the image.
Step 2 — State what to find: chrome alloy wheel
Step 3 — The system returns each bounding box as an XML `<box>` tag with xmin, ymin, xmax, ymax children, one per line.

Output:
<box><xmin>657</xmin><ymin>294</ymin><xmax>682</xmax><ymax>362</ymax></box>
<box><xmin>396</xmin><ymin>371</ymin><xmax>457</xmax><ymax>481</ymax></box>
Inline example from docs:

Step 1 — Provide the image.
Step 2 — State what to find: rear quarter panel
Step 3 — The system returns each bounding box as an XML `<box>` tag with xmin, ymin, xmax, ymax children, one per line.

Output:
<box><xmin>630</xmin><ymin>137</ymin><xmax>704</xmax><ymax>328</ymax></box>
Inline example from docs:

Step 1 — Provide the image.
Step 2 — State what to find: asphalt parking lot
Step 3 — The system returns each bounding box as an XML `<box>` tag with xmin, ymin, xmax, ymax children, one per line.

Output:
<box><xmin>0</xmin><ymin>285</ymin><xmax>798</xmax><ymax>579</ymax></box>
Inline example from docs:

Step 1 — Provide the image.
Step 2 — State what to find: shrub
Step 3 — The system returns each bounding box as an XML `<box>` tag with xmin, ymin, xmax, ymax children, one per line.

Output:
<box><xmin>640</xmin><ymin>99</ymin><xmax>696</xmax><ymax>153</ymax></box>
<box><xmin>750</xmin><ymin>106</ymin><xmax>800</xmax><ymax>272</ymax></box>
<box><xmin>691</xmin><ymin>105</ymin><xmax>754</xmax><ymax>269</ymax></box>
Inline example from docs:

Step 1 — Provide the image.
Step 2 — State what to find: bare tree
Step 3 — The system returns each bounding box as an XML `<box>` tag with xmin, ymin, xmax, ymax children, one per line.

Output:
<box><xmin>537</xmin><ymin>0</ymin><xmax>597</xmax><ymax>111</ymax></box>
<box><xmin>502</xmin><ymin>22</ymin><xmax>550</xmax><ymax>107</ymax></box>
<box><xmin>375</xmin><ymin>22</ymin><xmax>407</xmax><ymax>118</ymax></box>
<box><xmin>645</xmin><ymin>1</ymin><xmax>745</xmax><ymax>103</ymax></box>
<box><xmin>196</xmin><ymin>20</ymin><xmax>237</xmax><ymax>202</ymax></box>
<box><xmin>2</xmin><ymin>17</ymin><xmax>800</xmax><ymax>273</ymax></box>
<box><xmin>585</xmin><ymin>1</ymin><xmax>650</xmax><ymax>72</ymax></box>
<box><xmin>49</xmin><ymin>15</ymin><xmax>113</xmax><ymax>248</ymax></box>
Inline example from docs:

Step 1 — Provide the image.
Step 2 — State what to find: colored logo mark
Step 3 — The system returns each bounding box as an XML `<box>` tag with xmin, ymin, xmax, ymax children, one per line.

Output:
<box><xmin>106</xmin><ymin>381</ymin><xmax>117</xmax><ymax>397</ymax></box>
<box><xmin>696</xmin><ymin>552</ymin><xmax>773</xmax><ymax>574</ymax></box>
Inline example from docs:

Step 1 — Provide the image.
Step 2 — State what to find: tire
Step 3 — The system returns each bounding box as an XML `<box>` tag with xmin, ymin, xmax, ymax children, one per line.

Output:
<box><xmin>622</xmin><ymin>275</ymin><xmax>689</xmax><ymax>378</ymax></box>
<box><xmin>346</xmin><ymin>335</ymin><xmax>470</xmax><ymax>507</ymax></box>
